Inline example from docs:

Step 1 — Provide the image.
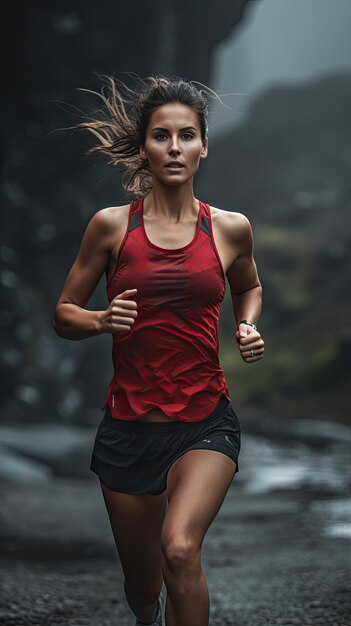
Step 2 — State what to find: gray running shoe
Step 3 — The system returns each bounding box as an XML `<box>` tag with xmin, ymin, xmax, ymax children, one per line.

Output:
<box><xmin>135</xmin><ymin>590</ymin><xmax>165</xmax><ymax>626</ymax></box>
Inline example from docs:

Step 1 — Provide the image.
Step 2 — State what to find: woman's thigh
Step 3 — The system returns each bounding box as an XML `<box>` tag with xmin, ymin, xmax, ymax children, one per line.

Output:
<box><xmin>162</xmin><ymin>450</ymin><xmax>237</xmax><ymax>551</ymax></box>
<box><xmin>100</xmin><ymin>481</ymin><xmax>168</xmax><ymax>596</ymax></box>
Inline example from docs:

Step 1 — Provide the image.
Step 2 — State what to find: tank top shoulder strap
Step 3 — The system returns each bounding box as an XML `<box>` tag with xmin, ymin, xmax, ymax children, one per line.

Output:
<box><xmin>110</xmin><ymin>198</ymin><xmax>140</xmax><ymax>271</ymax></box>
<box><xmin>201</xmin><ymin>201</ymin><xmax>226</xmax><ymax>281</ymax></box>
<box><xmin>128</xmin><ymin>197</ymin><xmax>142</xmax><ymax>233</ymax></box>
<box><xmin>199</xmin><ymin>201</ymin><xmax>211</xmax><ymax>238</ymax></box>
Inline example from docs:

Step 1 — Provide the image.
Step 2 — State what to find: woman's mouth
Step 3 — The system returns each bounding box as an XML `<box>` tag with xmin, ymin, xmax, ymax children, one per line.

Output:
<box><xmin>165</xmin><ymin>162</ymin><xmax>185</xmax><ymax>169</ymax></box>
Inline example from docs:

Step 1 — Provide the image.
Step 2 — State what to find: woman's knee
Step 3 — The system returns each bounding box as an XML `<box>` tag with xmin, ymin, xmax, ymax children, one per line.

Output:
<box><xmin>161</xmin><ymin>532</ymin><xmax>200</xmax><ymax>575</ymax></box>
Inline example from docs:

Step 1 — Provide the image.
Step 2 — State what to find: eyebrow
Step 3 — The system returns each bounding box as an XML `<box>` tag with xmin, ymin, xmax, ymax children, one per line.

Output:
<box><xmin>151</xmin><ymin>126</ymin><xmax>197</xmax><ymax>132</ymax></box>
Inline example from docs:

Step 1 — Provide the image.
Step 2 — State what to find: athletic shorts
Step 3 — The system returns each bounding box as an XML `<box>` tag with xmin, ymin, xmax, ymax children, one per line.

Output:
<box><xmin>90</xmin><ymin>394</ymin><xmax>241</xmax><ymax>496</ymax></box>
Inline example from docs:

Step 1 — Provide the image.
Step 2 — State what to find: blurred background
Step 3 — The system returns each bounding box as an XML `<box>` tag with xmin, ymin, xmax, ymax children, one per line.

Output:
<box><xmin>1</xmin><ymin>0</ymin><xmax>351</xmax><ymax>427</ymax></box>
<box><xmin>1</xmin><ymin>2</ymin><xmax>350</xmax><ymax>625</ymax></box>
<box><xmin>1</xmin><ymin>0</ymin><xmax>351</xmax><ymax>426</ymax></box>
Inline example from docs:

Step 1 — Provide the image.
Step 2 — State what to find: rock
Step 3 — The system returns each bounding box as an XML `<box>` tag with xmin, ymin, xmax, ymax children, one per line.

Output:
<box><xmin>0</xmin><ymin>443</ymin><xmax>52</xmax><ymax>483</ymax></box>
<box><xmin>0</xmin><ymin>424</ymin><xmax>95</xmax><ymax>478</ymax></box>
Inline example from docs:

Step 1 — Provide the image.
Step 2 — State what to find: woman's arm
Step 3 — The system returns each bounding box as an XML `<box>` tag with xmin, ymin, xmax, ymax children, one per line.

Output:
<box><xmin>225</xmin><ymin>213</ymin><xmax>264</xmax><ymax>363</ymax></box>
<box><xmin>53</xmin><ymin>207</ymin><xmax>138</xmax><ymax>341</ymax></box>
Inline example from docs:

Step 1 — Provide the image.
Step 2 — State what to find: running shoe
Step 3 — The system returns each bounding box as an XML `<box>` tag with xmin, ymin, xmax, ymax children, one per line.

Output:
<box><xmin>135</xmin><ymin>590</ymin><xmax>165</xmax><ymax>626</ymax></box>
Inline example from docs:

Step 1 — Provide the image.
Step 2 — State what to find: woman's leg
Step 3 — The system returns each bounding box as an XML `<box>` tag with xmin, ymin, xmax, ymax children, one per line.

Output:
<box><xmin>100</xmin><ymin>481</ymin><xmax>168</xmax><ymax>624</ymax></box>
<box><xmin>162</xmin><ymin>450</ymin><xmax>237</xmax><ymax>626</ymax></box>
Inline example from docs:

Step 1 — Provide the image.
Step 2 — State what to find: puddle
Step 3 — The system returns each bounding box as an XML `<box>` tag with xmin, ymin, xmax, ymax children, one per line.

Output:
<box><xmin>310</xmin><ymin>498</ymin><xmax>351</xmax><ymax>538</ymax></box>
<box><xmin>240</xmin><ymin>435</ymin><xmax>350</xmax><ymax>495</ymax></box>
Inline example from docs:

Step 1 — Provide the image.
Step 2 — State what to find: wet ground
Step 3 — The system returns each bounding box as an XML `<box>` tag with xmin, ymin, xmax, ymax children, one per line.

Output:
<box><xmin>0</xmin><ymin>416</ymin><xmax>350</xmax><ymax>626</ymax></box>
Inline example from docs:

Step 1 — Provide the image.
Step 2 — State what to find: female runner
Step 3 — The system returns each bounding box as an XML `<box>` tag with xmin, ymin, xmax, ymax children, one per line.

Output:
<box><xmin>53</xmin><ymin>74</ymin><xmax>264</xmax><ymax>626</ymax></box>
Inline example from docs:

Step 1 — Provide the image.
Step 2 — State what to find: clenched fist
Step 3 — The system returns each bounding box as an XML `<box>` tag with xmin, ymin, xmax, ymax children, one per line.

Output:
<box><xmin>99</xmin><ymin>288</ymin><xmax>138</xmax><ymax>334</ymax></box>
<box><xmin>235</xmin><ymin>323</ymin><xmax>264</xmax><ymax>363</ymax></box>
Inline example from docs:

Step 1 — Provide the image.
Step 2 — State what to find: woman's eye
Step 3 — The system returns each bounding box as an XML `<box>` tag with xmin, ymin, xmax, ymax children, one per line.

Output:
<box><xmin>154</xmin><ymin>132</ymin><xmax>194</xmax><ymax>141</ymax></box>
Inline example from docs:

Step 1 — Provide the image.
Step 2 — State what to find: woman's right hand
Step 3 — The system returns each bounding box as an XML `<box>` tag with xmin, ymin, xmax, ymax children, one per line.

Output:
<box><xmin>99</xmin><ymin>288</ymin><xmax>138</xmax><ymax>334</ymax></box>
<box><xmin>53</xmin><ymin>207</ymin><xmax>139</xmax><ymax>341</ymax></box>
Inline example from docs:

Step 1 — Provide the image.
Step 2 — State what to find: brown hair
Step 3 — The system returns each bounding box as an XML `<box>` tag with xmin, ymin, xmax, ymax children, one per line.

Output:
<box><xmin>71</xmin><ymin>73</ymin><xmax>212</xmax><ymax>197</ymax></box>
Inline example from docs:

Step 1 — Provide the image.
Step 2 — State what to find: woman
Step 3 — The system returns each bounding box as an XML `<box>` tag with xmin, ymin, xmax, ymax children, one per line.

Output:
<box><xmin>54</xmin><ymin>75</ymin><xmax>264</xmax><ymax>626</ymax></box>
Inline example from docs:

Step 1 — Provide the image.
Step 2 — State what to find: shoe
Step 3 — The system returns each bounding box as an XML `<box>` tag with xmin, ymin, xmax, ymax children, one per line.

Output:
<box><xmin>159</xmin><ymin>589</ymin><xmax>166</xmax><ymax>626</ymax></box>
<box><xmin>135</xmin><ymin>590</ymin><xmax>165</xmax><ymax>626</ymax></box>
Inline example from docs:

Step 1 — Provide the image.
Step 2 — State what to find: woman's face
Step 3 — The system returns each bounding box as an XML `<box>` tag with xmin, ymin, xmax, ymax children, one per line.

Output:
<box><xmin>140</xmin><ymin>103</ymin><xmax>208</xmax><ymax>186</ymax></box>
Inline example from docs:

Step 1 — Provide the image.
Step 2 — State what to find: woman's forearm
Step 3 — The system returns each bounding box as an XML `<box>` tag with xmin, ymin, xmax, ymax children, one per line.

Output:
<box><xmin>232</xmin><ymin>284</ymin><xmax>263</xmax><ymax>327</ymax></box>
<box><xmin>53</xmin><ymin>303</ymin><xmax>104</xmax><ymax>341</ymax></box>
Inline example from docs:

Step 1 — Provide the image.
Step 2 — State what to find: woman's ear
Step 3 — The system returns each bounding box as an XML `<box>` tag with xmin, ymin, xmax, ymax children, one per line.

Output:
<box><xmin>200</xmin><ymin>138</ymin><xmax>208</xmax><ymax>159</ymax></box>
<box><xmin>140</xmin><ymin>145</ymin><xmax>147</xmax><ymax>160</ymax></box>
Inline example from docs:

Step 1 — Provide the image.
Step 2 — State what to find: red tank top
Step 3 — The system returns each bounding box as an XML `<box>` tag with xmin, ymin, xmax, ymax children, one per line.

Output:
<box><xmin>101</xmin><ymin>196</ymin><xmax>231</xmax><ymax>422</ymax></box>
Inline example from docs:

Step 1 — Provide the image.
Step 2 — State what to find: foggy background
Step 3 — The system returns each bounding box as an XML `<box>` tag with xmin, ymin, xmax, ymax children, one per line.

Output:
<box><xmin>1</xmin><ymin>3</ymin><xmax>350</xmax><ymax>625</ymax></box>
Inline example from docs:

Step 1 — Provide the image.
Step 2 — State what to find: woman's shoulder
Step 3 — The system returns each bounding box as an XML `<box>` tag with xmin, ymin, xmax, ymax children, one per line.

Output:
<box><xmin>79</xmin><ymin>204</ymin><xmax>131</xmax><ymax>254</ymax></box>
<box><xmin>208</xmin><ymin>203</ymin><xmax>249</xmax><ymax>223</ymax></box>
<box><xmin>93</xmin><ymin>203</ymin><xmax>130</xmax><ymax>225</ymax></box>
<box><xmin>208</xmin><ymin>203</ymin><xmax>252</xmax><ymax>243</ymax></box>
<box><xmin>87</xmin><ymin>203</ymin><xmax>131</xmax><ymax>237</ymax></box>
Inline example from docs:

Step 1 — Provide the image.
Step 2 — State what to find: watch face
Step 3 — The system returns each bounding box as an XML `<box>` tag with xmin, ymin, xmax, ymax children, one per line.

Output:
<box><xmin>239</xmin><ymin>320</ymin><xmax>256</xmax><ymax>329</ymax></box>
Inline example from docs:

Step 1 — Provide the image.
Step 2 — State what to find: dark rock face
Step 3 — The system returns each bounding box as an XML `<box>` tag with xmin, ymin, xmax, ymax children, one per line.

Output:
<box><xmin>1</xmin><ymin>0</ymin><xmax>255</xmax><ymax>182</ymax></box>
<box><xmin>1</xmin><ymin>0</ymin><xmax>254</xmax><ymax>162</ymax></box>
<box><xmin>1</xmin><ymin>1</ymin><xmax>255</xmax><ymax>423</ymax></box>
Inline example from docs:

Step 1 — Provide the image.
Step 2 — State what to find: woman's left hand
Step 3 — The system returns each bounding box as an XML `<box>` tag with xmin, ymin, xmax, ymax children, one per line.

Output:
<box><xmin>235</xmin><ymin>324</ymin><xmax>264</xmax><ymax>363</ymax></box>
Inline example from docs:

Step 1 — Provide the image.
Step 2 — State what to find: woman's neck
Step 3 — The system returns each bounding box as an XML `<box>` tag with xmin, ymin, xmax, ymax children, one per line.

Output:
<box><xmin>144</xmin><ymin>185</ymin><xmax>198</xmax><ymax>222</ymax></box>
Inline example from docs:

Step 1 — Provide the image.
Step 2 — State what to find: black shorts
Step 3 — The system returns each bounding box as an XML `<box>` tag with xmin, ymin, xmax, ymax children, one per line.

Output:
<box><xmin>90</xmin><ymin>394</ymin><xmax>241</xmax><ymax>496</ymax></box>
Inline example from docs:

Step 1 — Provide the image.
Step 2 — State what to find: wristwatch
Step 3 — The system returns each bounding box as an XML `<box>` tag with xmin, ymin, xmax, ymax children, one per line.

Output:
<box><xmin>238</xmin><ymin>319</ymin><xmax>257</xmax><ymax>331</ymax></box>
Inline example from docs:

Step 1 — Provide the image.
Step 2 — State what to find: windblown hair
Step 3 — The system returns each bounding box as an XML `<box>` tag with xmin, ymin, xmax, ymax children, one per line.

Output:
<box><xmin>71</xmin><ymin>73</ymin><xmax>212</xmax><ymax>197</ymax></box>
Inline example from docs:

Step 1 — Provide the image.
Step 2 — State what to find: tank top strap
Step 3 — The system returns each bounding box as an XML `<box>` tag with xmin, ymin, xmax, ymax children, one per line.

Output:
<box><xmin>201</xmin><ymin>201</ymin><xmax>226</xmax><ymax>281</ymax></box>
<box><xmin>127</xmin><ymin>198</ymin><xmax>142</xmax><ymax>233</ymax></box>
<box><xmin>199</xmin><ymin>201</ymin><xmax>211</xmax><ymax>238</ymax></box>
<box><xmin>107</xmin><ymin>199</ymin><xmax>141</xmax><ymax>281</ymax></box>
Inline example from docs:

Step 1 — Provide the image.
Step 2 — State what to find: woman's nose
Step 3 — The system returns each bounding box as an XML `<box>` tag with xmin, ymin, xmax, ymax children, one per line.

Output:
<box><xmin>169</xmin><ymin>136</ymin><xmax>181</xmax><ymax>153</ymax></box>
<box><xmin>169</xmin><ymin>142</ymin><xmax>181</xmax><ymax>154</ymax></box>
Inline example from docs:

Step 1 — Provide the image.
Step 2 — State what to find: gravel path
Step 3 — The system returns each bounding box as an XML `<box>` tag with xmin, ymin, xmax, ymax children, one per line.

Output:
<box><xmin>0</xmin><ymin>427</ymin><xmax>350</xmax><ymax>625</ymax></box>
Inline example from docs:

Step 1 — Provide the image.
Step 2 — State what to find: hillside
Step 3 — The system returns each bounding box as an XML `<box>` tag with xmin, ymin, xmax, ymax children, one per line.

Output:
<box><xmin>197</xmin><ymin>73</ymin><xmax>351</xmax><ymax>422</ymax></box>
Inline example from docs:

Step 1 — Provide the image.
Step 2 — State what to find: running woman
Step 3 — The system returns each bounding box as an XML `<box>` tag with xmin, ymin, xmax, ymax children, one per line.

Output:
<box><xmin>53</xmin><ymin>74</ymin><xmax>264</xmax><ymax>626</ymax></box>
